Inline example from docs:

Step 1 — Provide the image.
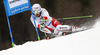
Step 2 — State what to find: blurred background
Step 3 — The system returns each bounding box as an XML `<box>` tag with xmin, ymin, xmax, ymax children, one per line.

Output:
<box><xmin>0</xmin><ymin>0</ymin><xmax>100</xmax><ymax>50</ymax></box>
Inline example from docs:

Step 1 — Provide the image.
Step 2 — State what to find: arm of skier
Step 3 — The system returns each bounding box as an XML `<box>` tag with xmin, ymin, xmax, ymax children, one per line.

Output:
<box><xmin>30</xmin><ymin>15</ymin><xmax>40</xmax><ymax>28</ymax></box>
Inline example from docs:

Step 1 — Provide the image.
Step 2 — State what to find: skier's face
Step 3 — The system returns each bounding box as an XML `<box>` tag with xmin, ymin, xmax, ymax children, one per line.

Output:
<box><xmin>35</xmin><ymin>13</ymin><xmax>40</xmax><ymax>17</ymax></box>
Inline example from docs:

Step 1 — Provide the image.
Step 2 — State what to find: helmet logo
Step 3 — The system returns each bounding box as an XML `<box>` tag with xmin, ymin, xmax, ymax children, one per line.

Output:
<box><xmin>34</xmin><ymin>7</ymin><xmax>39</xmax><ymax>10</ymax></box>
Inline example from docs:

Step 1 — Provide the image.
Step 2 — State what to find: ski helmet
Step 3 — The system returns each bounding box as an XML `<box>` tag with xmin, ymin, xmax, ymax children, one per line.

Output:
<box><xmin>32</xmin><ymin>3</ymin><xmax>41</xmax><ymax>14</ymax></box>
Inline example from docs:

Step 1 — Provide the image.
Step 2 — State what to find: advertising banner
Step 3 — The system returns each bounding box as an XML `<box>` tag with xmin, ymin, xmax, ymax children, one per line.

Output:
<box><xmin>4</xmin><ymin>0</ymin><xmax>30</xmax><ymax>16</ymax></box>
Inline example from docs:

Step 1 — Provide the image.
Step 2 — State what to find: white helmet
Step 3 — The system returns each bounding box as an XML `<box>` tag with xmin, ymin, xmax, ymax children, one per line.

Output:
<box><xmin>32</xmin><ymin>3</ymin><xmax>41</xmax><ymax>14</ymax></box>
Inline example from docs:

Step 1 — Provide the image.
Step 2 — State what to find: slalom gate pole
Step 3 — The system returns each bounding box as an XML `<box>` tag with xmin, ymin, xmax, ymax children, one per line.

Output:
<box><xmin>29</xmin><ymin>0</ymin><xmax>40</xmax><ymax>41</ymax></box>
<box><xmin>3</xmin><ymin>0</ymin><xmax>15</xmax><ymax>47</ymax></box>
<box><xmin>7</xmin><ymin>16</ymin><xmax>15</xmax><ymax>47</ymax></box>
<box><xmin>32</xmin><ymin>14</ymin><xmax>40</xmax><ymax>41</ymax></box>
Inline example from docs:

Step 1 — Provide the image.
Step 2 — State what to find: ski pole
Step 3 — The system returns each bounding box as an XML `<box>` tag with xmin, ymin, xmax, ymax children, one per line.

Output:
<box><xmin>43</xmin><ymin>15</ymin><xmax>93</xmax><ymax>21</ymax></box>
<box><xmin>62</xmin><ymin>15</ymin><xmax>93</xmax><ymax>20</ymax></box>
<box><xmin>41</xmin><ymin>24</ymin><xmax>48</xmax><ymax>38</ymax></box>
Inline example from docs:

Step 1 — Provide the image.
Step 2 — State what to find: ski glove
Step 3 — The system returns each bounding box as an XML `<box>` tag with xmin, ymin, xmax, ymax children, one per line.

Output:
<box><xmin>39</xmin><ymin>16</ymin><xmax>48</xmax><ymax>25</ymax></box>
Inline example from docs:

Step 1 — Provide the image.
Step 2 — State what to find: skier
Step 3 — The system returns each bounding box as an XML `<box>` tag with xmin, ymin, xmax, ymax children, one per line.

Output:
<box><xmin>30</xmin><ymin>3</ymin><xmax>78</xmax><ymax>37</ymax></box>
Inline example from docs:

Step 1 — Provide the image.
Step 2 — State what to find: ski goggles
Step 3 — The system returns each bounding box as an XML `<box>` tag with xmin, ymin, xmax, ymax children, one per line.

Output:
<box><xmin>33</xmin><ymin>10</ymin><xmax>41</xmax><ymax>14</ymax></box>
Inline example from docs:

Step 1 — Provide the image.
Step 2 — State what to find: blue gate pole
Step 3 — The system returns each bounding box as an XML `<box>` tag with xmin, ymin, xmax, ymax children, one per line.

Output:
<box><xmin>7</xmin><ymin>16</ymin><xmax>15</xmax><ymax>47</ymax></box>
<box><xmin>3</xmin><ymin>0</ymin><xmax>15</xmax><ymax>47</ymax></box>
<box><xmin>31</xmin><ymin>14</ymin><xmax>41</xmax><ymax>41</ymax></box>
<box><xmin>28</xmin><ymin>0</ymin><xmax>40</xmax><ymax>41</ymax></box>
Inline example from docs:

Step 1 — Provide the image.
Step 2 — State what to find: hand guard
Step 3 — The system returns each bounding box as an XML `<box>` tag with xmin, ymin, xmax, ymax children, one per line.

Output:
<box><xmin>39</xmin><ymin>24</ymin><xmax>45</xmax><ymax>31</ymax></box>
<box><xmin>39</xmin><ymin>17</ymin><xmax>46</xmax><ymax>25</ymax></box>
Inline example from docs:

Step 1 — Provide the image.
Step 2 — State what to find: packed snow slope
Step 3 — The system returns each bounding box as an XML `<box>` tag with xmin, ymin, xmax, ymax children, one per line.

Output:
<box><xmin>0</xmin><ymin>21</ymin><xmax>100</xmax><ymax>55</ymax></box>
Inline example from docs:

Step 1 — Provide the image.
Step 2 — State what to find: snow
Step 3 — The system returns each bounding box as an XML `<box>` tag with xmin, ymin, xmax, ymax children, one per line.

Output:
<box><xmin>0</xmin><ymin>21</ymin><xmax>100</xmax><ymax>55</ymax></box>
